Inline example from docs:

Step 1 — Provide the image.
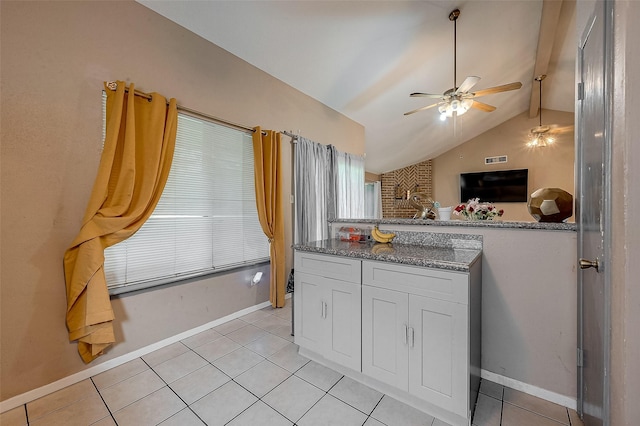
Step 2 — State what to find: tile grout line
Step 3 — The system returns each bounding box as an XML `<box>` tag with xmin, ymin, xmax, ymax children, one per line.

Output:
<box><xmin>139</xmin><ymin>350</ymin><xmax>211</xmax><ymax>425</ymax></box>
<box><xmin>49</xmin><ymin>307</ymin><xmax>356</xmax><ymax>426</ymax></box>
<box><xmin>23</xmin><ymin>403</ymin><xmax>29</xmax><ymax>426</ymax></box>
<box><xmin>32</xmin><ymin>297</ymin><xmax>579</xmax><ymax>426</ymax></box>
<box><xmin>221</xmin><ymin>308</ymin><xmax>300</xmax><ymax>425</ymax></box>
<box><xmin>89</xmin><ymin>377</ymin><xmax>119</xmax><ymax>426</ymax></box>
<box><xmin>499</xmin><ymin>393</ymin><xmax>504</xmax><ymax>426</ymax></box>
<box><xmin>501</xmin><ymin>399</ymin><xmax>571</xmax><ymax>425</ymax></box>
<box><xmin>500</xmin><ymin>384</ymin><xmax>504</xmax><ymax>426</ymax></box>
<box><xmin>365</xmin><ymin>392</ymin><xmax>387</xmax><ymax>426</ymax></box>
<box><xmin>19</xmin><ymin>307</ymin><xmax>292</xmax><ymax>425</ymax></box>
<box><xmin>168</xmin><ymin>309</ymin><xmax>295</xmax><ymax>424</ymax></box>
<box><xmin>141</xmin><ymin>356</ymin><xmax>189</xmax><ymax>422</ymax></box>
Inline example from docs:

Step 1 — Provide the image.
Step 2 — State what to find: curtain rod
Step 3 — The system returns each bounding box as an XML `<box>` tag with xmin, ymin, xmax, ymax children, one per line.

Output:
<box><xmin>107</xmin><ymin>82</ymin><xmax>264</xmax><ymax>136</ymax></box>
<box><xmin>281</xmin><ymin>130</ymin><xmax>299</xmax><ymax>143</ymax></box>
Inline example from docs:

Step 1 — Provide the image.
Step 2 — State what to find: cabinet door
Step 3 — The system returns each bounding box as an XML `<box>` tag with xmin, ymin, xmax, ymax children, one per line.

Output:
<box><xmin>324</xmin><ymin>280</ymin><xmax>361</xmax><ymax>371</ymax></box>
<box><xmin>408</xmin><ymin>294</ymin><xmax>469</xmax><ymax>417</ymax></box>
<box><xmin>294</xmin><ymin>272</ymin><xmax>325</xmax><ymax>353</ymax></box>
<box><xmin>362</xmin><ymin>285</ymin><xmax>409</xmax><ymax>391</ymax></box>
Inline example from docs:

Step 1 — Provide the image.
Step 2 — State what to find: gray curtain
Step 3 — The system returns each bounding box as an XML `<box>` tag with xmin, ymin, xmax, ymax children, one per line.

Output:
<box><xmin>294</xmin><ymin>138</ymin><xmax>365</xmax><ymax>244</ymax></box>
<box><xmin>295</xmin><ymin>137</ymin><xmax>331</xmax><ymax>244</ymax></box>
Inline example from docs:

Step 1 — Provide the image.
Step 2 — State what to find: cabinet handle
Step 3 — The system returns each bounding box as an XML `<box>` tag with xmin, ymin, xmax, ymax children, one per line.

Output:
<box><xmin>320</xmin><ymin>301</ymin><xmax>325</xmax><ymax>319</ymax></box>
<box><xmin>409</xmin><ymin>327</ymin><xmax>415</xmax><ymax>348</ymax></box>
<box><xmin>321</xmin><ymin>301</ymin><xmax>327</xmax><ymax>319</ymax></box>
<box><xmin>403</xmin><ymin>324</ymin><xmax>408</xmax><ymax>345</ymax></box>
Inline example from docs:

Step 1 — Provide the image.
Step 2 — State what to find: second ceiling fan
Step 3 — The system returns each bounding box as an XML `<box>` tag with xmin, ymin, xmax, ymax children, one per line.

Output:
<box><xmin>405</xmin><ymin>8</ymin><xmax>522</xmax><ymax>120</ymax></box>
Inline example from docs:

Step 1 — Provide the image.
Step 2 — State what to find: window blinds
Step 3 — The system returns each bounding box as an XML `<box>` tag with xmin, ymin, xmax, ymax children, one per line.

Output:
<box><xmin>104</xmin><ymin>113</ymin><xmax>269</xmax><ymax>294</ymax></box>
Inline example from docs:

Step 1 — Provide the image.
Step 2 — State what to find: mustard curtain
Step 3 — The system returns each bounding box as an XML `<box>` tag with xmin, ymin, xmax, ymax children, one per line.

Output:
<box><xmin>252</xmin><ymin>127</ymin><xmax>286</xmax><ymax>308</ymax></box>
<box><xmin>63</xmin><ymin>81</ymin><xmax>177</xmax><ymax>363</ymax></box>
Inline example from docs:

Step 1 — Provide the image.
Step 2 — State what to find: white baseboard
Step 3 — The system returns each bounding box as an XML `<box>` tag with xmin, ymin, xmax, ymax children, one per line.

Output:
<box><xmin>0</xmin><ymin>299</ymin><xmax>282</xmax><ymax>413</ymax></box>
<box><xmin>481</xmin><ymin>369</ymin><xmax>577</xmax><ymax>410</ymax></box>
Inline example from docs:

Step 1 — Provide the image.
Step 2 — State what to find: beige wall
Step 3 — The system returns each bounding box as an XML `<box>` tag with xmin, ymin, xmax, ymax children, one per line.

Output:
<box><xmin>432</xmin><ymin>109</ymin><xmax>575</xmax><ymax>222</ymax></box>
<box><xmin>364</xmin><ymin>172</ymin><xmax>380</xmax><ymax>183</ymax></box>
<box><xmin>0</xmin><ymin>0</ymin><xmax>364</xmax><ymax>401</ymax></box>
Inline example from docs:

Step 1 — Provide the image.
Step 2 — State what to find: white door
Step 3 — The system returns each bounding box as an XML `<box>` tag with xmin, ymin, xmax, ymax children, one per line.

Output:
<box><xmin>362</xmin><ymin>285</ymin><xmax>409</xmax><ymax>390</ymax></box>
<box><xmin>409</xmin><ymin>294</ymin><xmax>468</xmax><ymax>417</ymax></box>
<box><xmin>577</xmin><ymin>3</ymin><xmax>611</xmax><ymax>425</ymax></box>
<box><xmin>325</xmin><ymin>280</ymin><xmax>362</xmax><ymax>371</ymax></box>
<box><xmin>294</xmin><ymin>272</ymin><xmax>325</xmax><ymax>353</ymax></box>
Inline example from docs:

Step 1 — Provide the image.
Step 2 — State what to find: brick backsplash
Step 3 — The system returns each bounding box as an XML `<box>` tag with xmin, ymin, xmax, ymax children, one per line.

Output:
<box><xmin>381</xmin><ymin>160</ymin><xmax>433</xmax><ymax>218</ymax></box>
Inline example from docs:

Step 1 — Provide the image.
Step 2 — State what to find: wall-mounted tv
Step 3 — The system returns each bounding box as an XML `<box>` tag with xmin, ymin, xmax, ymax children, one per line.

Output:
<box><xmin>460</xmin><ymin>169</ymin><xmax>528</xmax><ymax>203</ymax></box>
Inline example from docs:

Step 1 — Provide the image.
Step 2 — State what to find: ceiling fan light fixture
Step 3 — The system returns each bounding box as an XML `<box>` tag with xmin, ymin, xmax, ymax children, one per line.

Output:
<box><xmin>438</xmin><ymin>96</ymin><xmax>471</xmax><ymax>120</ymax></box>
<box><xmin>528</xmin><ymin>75</ymin><xmax>554</xmax><ymax>147</ymax></box>
<box><xmin>528</xmin><ymin>130</ymin><xmax>554</xmax><ymax>147</ymax></box>
<box><xmin>460</xmin><ymin>98</ymin><xmax>473</xmax><ymax>113</ymax></box>
<box><xmin>438</xmin><ymin>104</ymin><xmax>448</xmax><ymax>120</ymax></box>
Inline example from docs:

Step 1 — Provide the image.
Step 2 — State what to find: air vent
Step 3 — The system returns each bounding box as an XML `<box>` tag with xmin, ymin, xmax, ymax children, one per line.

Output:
<box><xmin>485</xmin><ymin>155</ymin><xmax>508</xmax><ymax>165</ymax></box>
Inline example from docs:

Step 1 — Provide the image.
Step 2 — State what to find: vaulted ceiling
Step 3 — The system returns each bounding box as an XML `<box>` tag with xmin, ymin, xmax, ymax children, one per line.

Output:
<box><xmin>138</xmin><ymin>0</ymin><xmax>576</xmax><ymax>174</ymax></box>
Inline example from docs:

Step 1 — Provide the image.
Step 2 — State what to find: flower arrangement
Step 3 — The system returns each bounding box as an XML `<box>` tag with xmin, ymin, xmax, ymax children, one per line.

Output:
<box><xmin>454</xmin><ymin>198</ymin><xmax>504</xmax><ymax>221</ymax></box>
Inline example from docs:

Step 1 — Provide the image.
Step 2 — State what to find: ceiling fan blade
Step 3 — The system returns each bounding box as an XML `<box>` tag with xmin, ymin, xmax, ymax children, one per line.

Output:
<box><xmin>550</xmin><ymin>125</ymin><xmax>575</xmax><ymax>134</ymax></box>
<box><xmin>410</xmin><ymin>92</ymin><xmax>444</xmax><ymax>99</ymax></box>
<box><xmin>470</xmin><ymin>100</ymin><xmax>496</xmax><ymax>112</ymax></box>
<box><xmin>473</xmin><ymin>82</ymin><xmax>523</xmax><ymax>97</ymax></box>
<box><xmin>404</xmin><ymin>103</ymin><xmax>439</xmax><ymax>116</ymax></box>
<box><xmin>455</xmin><ymin>76</ymin><xmax>481</xmax><ymax>94</ymax></box>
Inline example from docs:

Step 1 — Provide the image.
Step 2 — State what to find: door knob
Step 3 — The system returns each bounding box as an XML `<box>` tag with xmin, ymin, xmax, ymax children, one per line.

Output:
<box><xmin>579</xmin><ymin>258</ymin><xmax>599</xmax><ymax>272</ymax></box>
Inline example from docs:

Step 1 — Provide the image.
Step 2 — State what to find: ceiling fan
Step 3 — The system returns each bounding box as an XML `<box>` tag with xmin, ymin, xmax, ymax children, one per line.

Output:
<box><xmin>527</xmin><ymin>74</ymin><xmax>574</xmax><ymax>147</ymax></box>
<box><xmin>405</xmin><ymin>8</ymin><xmax>523</xmax><ymax>120</ymax></box>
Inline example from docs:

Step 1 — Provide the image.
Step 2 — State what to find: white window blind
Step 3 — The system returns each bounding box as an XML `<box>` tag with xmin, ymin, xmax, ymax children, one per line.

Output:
<box><xmin>103</xmin><ymin>109</ymin><xmax>269</xmax><ymax>294</ymax></box>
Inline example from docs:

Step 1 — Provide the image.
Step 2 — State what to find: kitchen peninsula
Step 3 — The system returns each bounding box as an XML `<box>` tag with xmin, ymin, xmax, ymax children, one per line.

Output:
<box><xmin>293</xmin><ymin>231</ymin><xmax>482</xmax><ymax>426</ymax></box>
<box><xmin>327</xmin><ymin>218</ymin><xmax>578</xmax><ymax>411</ymax></box>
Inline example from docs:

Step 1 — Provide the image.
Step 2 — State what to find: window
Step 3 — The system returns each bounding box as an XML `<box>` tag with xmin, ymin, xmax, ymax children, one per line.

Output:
<box><xmin>335</xmin><ymin>150</ymin><xmax>365</xmax><ymax>219</ymax></box>
<box><xmin>104</xmin><ymin>109</ymin><xmax>270</xmax><ymax>295</ymax></box>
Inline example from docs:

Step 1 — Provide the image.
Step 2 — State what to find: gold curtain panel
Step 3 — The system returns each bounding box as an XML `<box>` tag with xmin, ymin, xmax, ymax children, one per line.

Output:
<box><xmin>252</xmin><ymin>127</ymin><xmax>286</xmax><ymax>308</ymax></box>
<box><xmin>63</xmin><ymin>81</ymin><xmax>177</xmax><ymax>362</ymax></box>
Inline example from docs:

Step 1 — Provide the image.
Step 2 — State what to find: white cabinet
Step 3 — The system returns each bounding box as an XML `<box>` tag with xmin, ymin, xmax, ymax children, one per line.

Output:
<box><xmin>408</xmin><ymin>292</ymin><xmax>468</xmax><ymax>415</ymax></box>
<box><xmin>293</xmin><ymin>250</ymin><xmax>481</xmax><ymax>426</ymax></box>
<box><xmin>361</xmin><ymin>285</ymin><xmax>409</xmax><ymax>390</ymax></box>
<box><xmin>362</xmin><ymin>260</ymin><xmax>480</xmax><ymax>421</ymax></box>
<box><xmin>362</xmin><ymin>280</ymin><xmax>469</xmax><ymax>417</ymax></box>
<box><xmin>294</xmin><ymin>253</ymin><xmax>361</xmax><ymax>371</ymax></box>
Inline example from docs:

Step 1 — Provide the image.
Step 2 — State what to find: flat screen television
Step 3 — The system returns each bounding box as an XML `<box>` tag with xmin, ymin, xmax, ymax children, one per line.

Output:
<box><xmin>460</xmin><ymin>169</ymin><xmax>528</xmax><ymax>203</ymax></box>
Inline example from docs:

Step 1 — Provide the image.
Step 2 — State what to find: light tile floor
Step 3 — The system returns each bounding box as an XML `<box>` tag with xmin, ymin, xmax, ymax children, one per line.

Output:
<box><xmin>1</xmin><ymin>301</ymin><xmax>584</xmax><ymax>426</ymax></box>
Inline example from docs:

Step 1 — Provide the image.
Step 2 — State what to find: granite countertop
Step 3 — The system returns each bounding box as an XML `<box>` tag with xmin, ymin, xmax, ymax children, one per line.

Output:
<box><xmin>293</xmin><ymin>238</ymin><xmax>482</xmax><ymax>272</ymax></box>
<box><xmin>331</xmin><ymin>218</ymin><xmax>576</xmax><ymax>232</ymax></box>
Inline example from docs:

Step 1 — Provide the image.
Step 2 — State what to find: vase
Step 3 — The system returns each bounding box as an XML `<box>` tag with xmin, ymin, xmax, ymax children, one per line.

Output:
<box><xmin>437</xmin><ymin>207</ymin><xmax>452</xmax><ymax>221</ymax></box>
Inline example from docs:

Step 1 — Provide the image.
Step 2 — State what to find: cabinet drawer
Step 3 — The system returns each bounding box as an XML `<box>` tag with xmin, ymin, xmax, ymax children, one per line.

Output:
<box><xmin>362</xmin><ymin>260</ymin><xmax>469</xmax><ymax>304</ymax></box>
<box><xmin>295</xmin><ymin>251</ymin><xmax>361</xmax><ymax>284</ymax></box>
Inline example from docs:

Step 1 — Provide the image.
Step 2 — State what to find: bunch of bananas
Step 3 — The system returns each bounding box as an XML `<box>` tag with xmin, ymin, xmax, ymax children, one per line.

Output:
<box><xmin>371</xmin><ymin>226</ymin><xmax>396</xmax><ymax>243</ymax></box>
<box><xmin>372</xmin><ymin>243</ymin><xmax>395</xmax><ymax>255</ymax></box>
